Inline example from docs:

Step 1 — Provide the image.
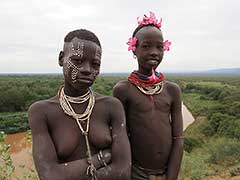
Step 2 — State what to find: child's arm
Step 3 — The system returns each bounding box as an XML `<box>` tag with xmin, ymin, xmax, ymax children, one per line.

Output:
<box><xmin>94</xmin><ymin>97</ymin><xmax>131</xmax><ymax>180</ymax></box>
<box><xmin>113</xmin><ymin>81</ymin><xmax>129</xmax><ymax>112</ymax></box>
<box><xmin>28</xmin><ymin>101</ymin><xmax>109</xmax><ymax>180</ymax></box>
<box><xmin>166</xmin><ymin>83</ymin><xmax>184</xmax><ymax>180</ymax></box>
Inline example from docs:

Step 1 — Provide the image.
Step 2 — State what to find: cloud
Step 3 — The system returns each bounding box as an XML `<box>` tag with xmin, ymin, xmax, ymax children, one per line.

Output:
<box><xmin>0</xmin><ymin>0</ymin><xmax>240</xmax><ymax>73</ymax></box>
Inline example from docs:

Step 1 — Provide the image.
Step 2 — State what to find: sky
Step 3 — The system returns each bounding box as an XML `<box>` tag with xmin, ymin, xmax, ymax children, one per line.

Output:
<box><xmin>1</xmin><ymin>0</ymin><xmax>240</xmax><ymax>73</ymax></box>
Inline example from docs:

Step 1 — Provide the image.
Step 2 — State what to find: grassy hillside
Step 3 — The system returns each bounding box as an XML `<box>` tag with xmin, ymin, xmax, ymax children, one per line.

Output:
<box><xmin>174</xmin><ymin>75</ymin><xmax>240</xmax><ymax>179</ymax></box>
<box><xmin>0</xmin><ymin>74</ymin><xmax>239</xmax><ymax>179</ymax></box>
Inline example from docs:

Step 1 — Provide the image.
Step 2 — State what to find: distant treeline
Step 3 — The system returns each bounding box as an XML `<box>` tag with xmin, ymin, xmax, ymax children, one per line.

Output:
<box><xmin>0</xmin><ymin>74</ymin><xmax>239</xmax><ymax>137</ymax></box>
<box><xmin>173</xmin><ymin>75</ymin><xmax>240</xmax><ymax>140</ymax></box>
<box><xmin>0</xmin><ymin>75</ymin><xmax>125</xmax><ymax>133</ymax></box>
<box><xmin>1</xmin><ymin>74</ymin><xmax>240</xmax><ymax>179</ymax></box>
<box><xmin>0</xmin><ymin>75</ymin><xmax>126</xmax><ymax>112</ymax></box>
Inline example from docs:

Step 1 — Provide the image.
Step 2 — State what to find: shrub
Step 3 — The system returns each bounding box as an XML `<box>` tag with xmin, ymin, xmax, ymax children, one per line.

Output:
<box><xmin>206</xmin><ymin>137</ymin><xmax>240</xmax><ymax>165</ymax></box>
<box><xmin>201</xmin><ymin>113</ymin><xmax>236</xmax><ymax>137</ymax></box>
<box><xmin>180</xmin><ymin>151</ymin><xmax>213</xmax><ymax>180</ymax></box>
<box><xmin>184</xmin><ymin>137</ymin><xmax>202</xmax><ymax>153</ymax></box>
<box><xmin>230</xmin><ymin>165</ymin><xmax>240</xmax><ymax>177</ymax></box>
<box><xmin>0</xmin><ymin>131</ymin><xmax>15</xmax><ymax>180</ymax></box>
<box><xmin>0</xmin><ymin>112</ymin><xmax>29</xmax><ymax>134</ymax></box>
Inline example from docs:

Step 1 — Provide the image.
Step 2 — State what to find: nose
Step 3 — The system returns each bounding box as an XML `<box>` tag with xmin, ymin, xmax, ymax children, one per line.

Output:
<box><xmin>79</xmin><ymin>61</ymin><xmax>91</xmax><ymax>75</ymax></box>
<box><xmin>150</xmin><ymin>47</ymin><xmax>158</xmax><ymax>57</ymax></box>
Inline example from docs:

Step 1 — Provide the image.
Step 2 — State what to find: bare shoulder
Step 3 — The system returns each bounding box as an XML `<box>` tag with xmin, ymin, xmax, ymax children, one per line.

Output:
<box><xmin>164</xmin><ymin>80</ymin><xmax>182</xmax><ymax>97</ymax></box>
<box><xmin>113</xmin><ymin>80</ymin><xmax>130</xmax><ymax>93</ymax></box>
<box><xmin>28</xmin><ymin>96</ymin><xmax>58</xmax><ymax>124</ymax></box>
<box><xmin>113</xmin><ymin>80</ymin><xmax>131</xmax><ymax>101</ymax></box>
<box><xmin>95</xmin><ymin>93</ymin><xmax>123</xmax><ymax>108</ymax></box>
<box><xmin>28</xmin><ymin>96</ymin><xmax>57</xmax><ymax>113</ymax></box>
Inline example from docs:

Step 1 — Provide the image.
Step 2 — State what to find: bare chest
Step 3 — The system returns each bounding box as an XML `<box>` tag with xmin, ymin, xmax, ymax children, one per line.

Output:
<box><xmin>46</xmin><ymin>104</ymin><xmax>112</xmax><ymax>161</ymax></box>
<box><xmin>128</xmin><ymin>86</ymin><xmax>172</xmax><ymax>114</ymax></box>
<box><xmin>126</xmin><ymin>86</ymin><xmax>172</xmax><ymax>133</ymax></box>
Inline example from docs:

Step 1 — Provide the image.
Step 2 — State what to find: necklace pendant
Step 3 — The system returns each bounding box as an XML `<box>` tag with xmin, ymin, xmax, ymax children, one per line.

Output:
<box><xmin>82</xmin><ymin>131</ymin><xmax>88</xmax><ymax>136</ymax></box>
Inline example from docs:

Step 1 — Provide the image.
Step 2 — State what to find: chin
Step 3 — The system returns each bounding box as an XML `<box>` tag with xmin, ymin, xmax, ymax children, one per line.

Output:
<box><xmin>153</xmin><ymin>63</ymin><xmax>161</xmax><ymax>69</ymax></box>
<box><xmin>145</xmin><ymin>64</ymin><xmax>159</xmax><ymax>70</ymax></box>
<box><xmin>72</xmin><ymin>80</ymin><xmax>94</xmax><ymax>89</ymax></box>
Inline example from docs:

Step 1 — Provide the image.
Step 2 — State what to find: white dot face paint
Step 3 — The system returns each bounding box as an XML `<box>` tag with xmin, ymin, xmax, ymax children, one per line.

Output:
<box><xmin>63</xmin><ymin>58</ymin><xmax>81</xmax><ymax>83</ymax></box>
<box><xmin>71</xmin><ymin>67</ymin><xmax>78</xmax><ymax>82</ymax></box>
<box><xmin>71</xmin><ymin>39</ymin><xmax>84</xmax><ymax>58</ymax></box>
<box><xmin>63</xmin><ymin>58</ymin><xmax>71</xmax><ymax>76</ymax></box>
<box><xmin>63</xmin><ymin>38</ymin><xmax>102</xmax><ymax>84</ymax></box>
<box><xmin>95</xmin><ymin>45</ymin><xmax>102</xmax><ymax>60</ymax></box>
<box><xmin>64</xmin><ymin>38</ymin><xmax>102</xmax><ymax>61</ymax></box>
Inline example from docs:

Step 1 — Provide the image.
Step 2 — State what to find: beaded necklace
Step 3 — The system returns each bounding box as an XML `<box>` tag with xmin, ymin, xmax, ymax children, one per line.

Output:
<box><xmin>136</xmin><ymin>81</ymin><xmax>164</xmax><ymax>95</ymax></box>
<box><xmin>58</xmin><ymin>87</ymin><xmax>97</xmax><ymax>179</ymax></box>
<box><xmin>128</xmin><ymin>70</ymin><xmax>165</xmax><ymax>95</ymax></box>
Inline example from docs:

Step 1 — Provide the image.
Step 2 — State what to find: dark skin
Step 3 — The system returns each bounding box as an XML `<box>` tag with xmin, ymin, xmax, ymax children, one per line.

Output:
<box><xmin>113</xmin><ymin>26</ymin><xmax>183</xmax><ymax>180</ymax></box>
<box><xmin>28</xmin><ymin>37</ymin><xmax>131</xmax><ymax>180</ymax></box>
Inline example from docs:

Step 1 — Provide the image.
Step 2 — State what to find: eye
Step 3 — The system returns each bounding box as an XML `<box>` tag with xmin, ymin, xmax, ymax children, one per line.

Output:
<box><xmin>70</xmin><ymin>57</ymin><xmax>82</xmax><ymax>64</ymax></box>
<box><xmin>92</xmin><ymin>61</ymin><xmax>100</xmax><ymax>68</ymax></box>
<box><xmin>157</xmin><ymin>45</ymin><xmax>163</xmax><ymax>50</ymax></box>
<box><xmin>141</xmin><ymin>44</ymin><xmax>150</xmax><ymax>49</ymax></box>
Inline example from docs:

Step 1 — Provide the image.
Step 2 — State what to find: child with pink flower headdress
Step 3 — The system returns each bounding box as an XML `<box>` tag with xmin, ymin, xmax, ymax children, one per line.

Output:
<box><xmin>113</xmin><ymin>12</ymin><xmax>183</xmax><ymax>180</ymax></box>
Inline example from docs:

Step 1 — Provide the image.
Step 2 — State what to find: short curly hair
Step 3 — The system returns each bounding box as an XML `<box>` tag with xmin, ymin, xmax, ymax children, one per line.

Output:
<box><xmin>64</xmin><ymin>29</ymin><xmax>101</xmax><ymax>48</ymax></box>
<box><xmin>132</xmin><ymin>24</ymin><xmax>161</xmax><ymax>38</ymax></box>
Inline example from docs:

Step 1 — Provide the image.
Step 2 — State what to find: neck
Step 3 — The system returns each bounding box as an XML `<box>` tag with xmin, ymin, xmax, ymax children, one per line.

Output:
<box><xmin>137</xmin><ymin>70</ymin><xmax>151</xmax><ymax>76</ymax></box>
<box><xmin>137</xmin><ymin>68</ymin><xmax>156</xmax><ymax>77</ymax></box>
<box><xmin>64</xmin><ymin>81</ymin><xmax>90</xmax><ymax>97</ymax></box>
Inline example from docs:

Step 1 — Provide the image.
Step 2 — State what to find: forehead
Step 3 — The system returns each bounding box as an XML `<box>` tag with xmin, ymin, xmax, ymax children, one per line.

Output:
<box><xmin>135</xmin><ymin>26</ymin><xmax>163</xmax><ymax>42</ymax></box>
<box><xmin>64</xmin><ymin>37</ymin><xmax>101</xmax><ymax>56</ymax></box>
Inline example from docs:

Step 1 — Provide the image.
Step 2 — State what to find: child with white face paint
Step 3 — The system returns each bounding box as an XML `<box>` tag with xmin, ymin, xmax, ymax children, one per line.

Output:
<box><xmin>63</xmin><ymin>37</ymin><xmax>101</xmax><ymax>84</ymax></box>
<box><xmin>28</xmin><ymin>29</ymin><xmax>131</xmax><ymax>180</ymax></box>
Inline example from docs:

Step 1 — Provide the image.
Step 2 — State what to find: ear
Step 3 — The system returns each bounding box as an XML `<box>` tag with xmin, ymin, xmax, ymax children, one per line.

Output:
<box><xmin>58</xmin><ymin>51</ymin><xmax>64</xmax><ymax>66</ymax></box>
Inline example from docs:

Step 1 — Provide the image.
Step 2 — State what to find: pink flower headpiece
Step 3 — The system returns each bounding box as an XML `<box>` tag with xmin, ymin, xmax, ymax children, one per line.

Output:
<box><xmin>126</xmin><ymin>11</ymin><xmax>171</xmax><ymax>53</ymax></box>
<box><xmin>137</xmin><ymin>11</ymin><xmax>162</xmax><ymax>28</ymax></box>
<box><xmin>127</xmin><ymin>37</ymin><xmax>137</xmax><ymax>52</ymax></box>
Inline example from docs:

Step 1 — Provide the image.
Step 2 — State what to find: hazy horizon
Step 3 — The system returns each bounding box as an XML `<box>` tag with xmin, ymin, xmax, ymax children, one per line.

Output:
<box><xmin>1</xmin><ymin>67</ymin><xmax>239</xmax><ymax>75</ymax></box>
<box><xmin>1</xmin><ymin>0</ymin><xmax>240</xmax><ymax>73</ymax></box>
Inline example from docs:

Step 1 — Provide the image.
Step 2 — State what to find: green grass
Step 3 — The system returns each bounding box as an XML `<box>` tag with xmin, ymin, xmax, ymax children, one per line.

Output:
<box><xmin>182</xmin><ymin>93</ymin><xmax>221</xmax><ymax>117</ymax></box>
<box><xmin>0</xmin><ymin>112</ymin><xmax>28</xmax><ymax>134</ymax></box>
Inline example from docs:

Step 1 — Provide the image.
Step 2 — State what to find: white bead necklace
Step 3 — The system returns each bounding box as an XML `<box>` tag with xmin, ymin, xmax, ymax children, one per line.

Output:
<box><xmin>136</xmin><ymin>81</ymin><xmax>164</xmax><ymax>95</ymax></box>
<box><xmin>58</xmin><ymin>87</ymin><xmax>97</xmax><ymax>179</ymax></box>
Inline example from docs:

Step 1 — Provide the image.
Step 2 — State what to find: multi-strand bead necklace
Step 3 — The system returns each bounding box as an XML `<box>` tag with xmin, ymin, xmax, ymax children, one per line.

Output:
<box><xmin>136</xmin><ymin>81</ymin><xmax>164</xmax><ymax>95</ymax></box>
<box><xmin>58</xmin><ymin>87</ymin><xmax>97</xmax><ymax>179</ymax></box>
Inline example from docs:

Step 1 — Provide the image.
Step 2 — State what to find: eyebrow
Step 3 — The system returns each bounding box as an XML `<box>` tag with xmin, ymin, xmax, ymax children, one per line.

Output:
<box><xmin>141</xmin><ymin>40</ymin><xmax>163</xmax><ymax>43</ymax></box>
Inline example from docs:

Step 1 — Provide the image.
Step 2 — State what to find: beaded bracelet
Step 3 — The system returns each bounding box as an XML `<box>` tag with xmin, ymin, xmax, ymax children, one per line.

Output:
<box><xmin>172</xmin><ymin>135</ymin><xmax>184</xmax><ymax>140</ymax></box>
<box><xmin>97</xmin><ymin>150</ymin><xmax>108</xmax><ymax>167</ymax></box>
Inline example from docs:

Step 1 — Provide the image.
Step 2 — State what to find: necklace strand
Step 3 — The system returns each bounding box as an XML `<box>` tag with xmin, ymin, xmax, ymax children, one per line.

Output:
<box><xmin>136</xmin><ymin>81</ymin><xmax>164</xmax><ymax>95</ymax></box>
<box><xmin>64</xmin><ymin>90</ymin><xmax>90</xmax><ymax>103</ymax></box>
<box><xmin>59</xmin><ymin>87</ymin><xmax>97</xmax><ymax>179</ymax></box>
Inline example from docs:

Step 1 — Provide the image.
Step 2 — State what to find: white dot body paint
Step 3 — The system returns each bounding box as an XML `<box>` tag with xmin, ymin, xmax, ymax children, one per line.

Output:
<box><xmin>112</xmin><ymin>134</ymin><xmax>117</xmax><ymax>139</ymax></box>
<box><xmin>104</xmin><ymin>152</ymin><xmax>111</xmax><ymax>158</ymax></box>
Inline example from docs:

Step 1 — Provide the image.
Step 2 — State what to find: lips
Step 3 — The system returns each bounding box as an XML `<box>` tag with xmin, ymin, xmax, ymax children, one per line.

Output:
<box><xmin>147</xmin><ymin>59</ymin><xmax>159</xmax><ymax>65</ymax></box>
<box><xmin>74</xmin><ymin>77</ymin><xmax>94</xmax><ymax>83</ymax></box>
<box><xmin>79</xmin><ymin>77</ymin><xmax>93</xmax><ymax>81</ymax></box>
